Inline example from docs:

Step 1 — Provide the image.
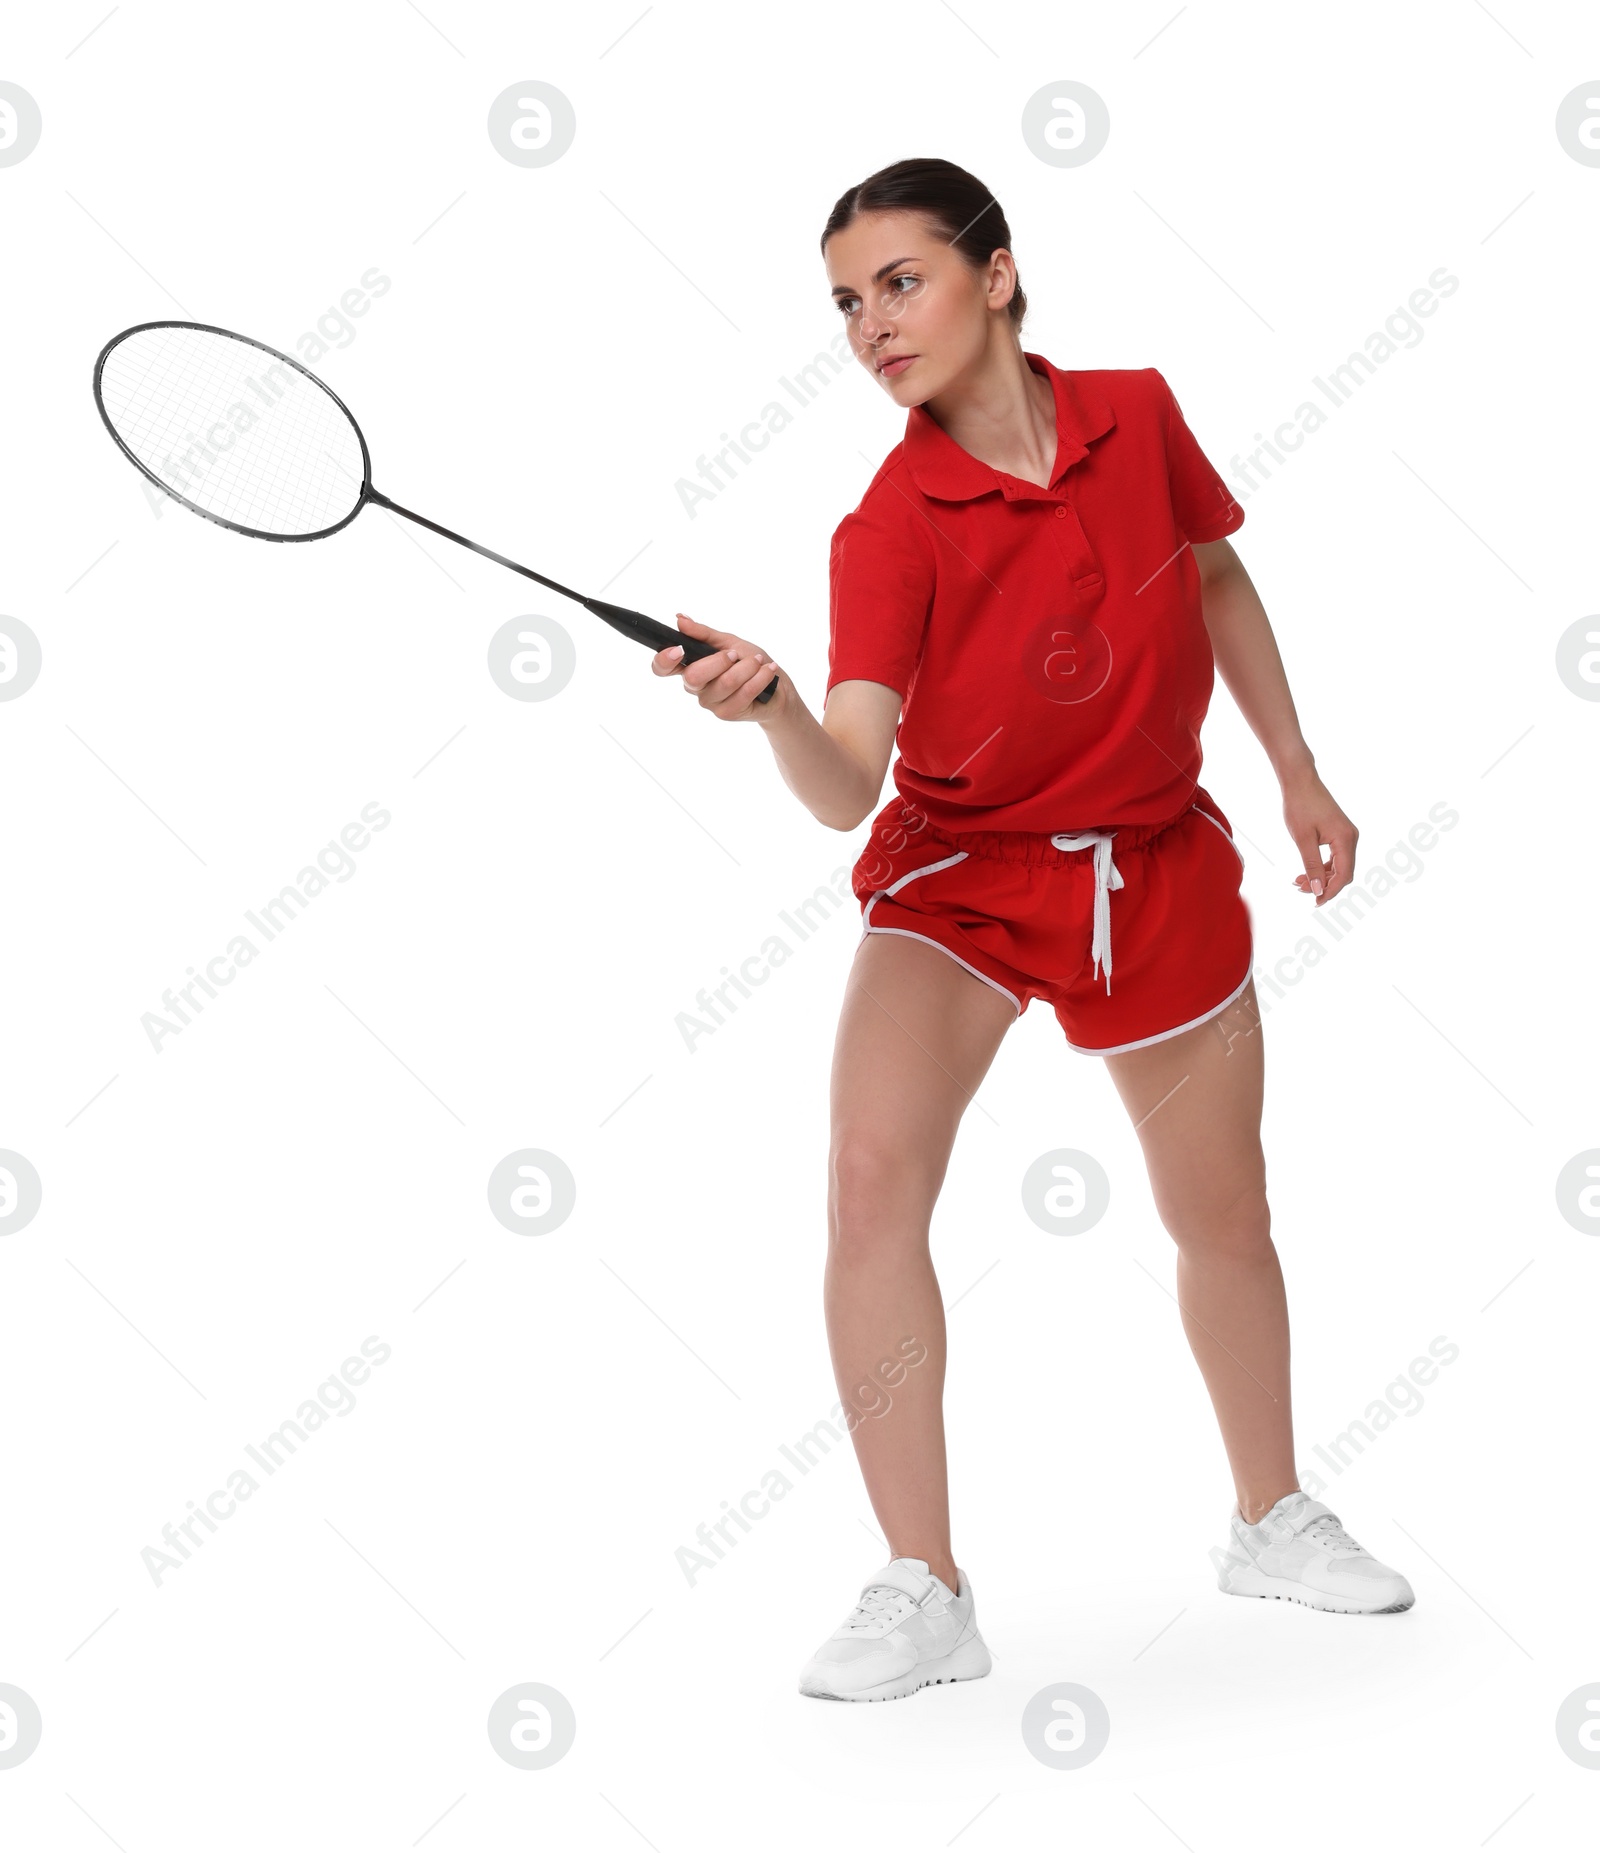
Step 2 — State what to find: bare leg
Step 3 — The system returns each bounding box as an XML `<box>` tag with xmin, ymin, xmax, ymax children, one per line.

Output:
<box><xmin>826</xmin><ymin>934</ymin><xmax>1017</xmax><ymax>1589</ymax></box>
<box><xmin>1102</xmin><ymin>980</ymin><xmax>1300</xmax><ymax>1523</ymax></box>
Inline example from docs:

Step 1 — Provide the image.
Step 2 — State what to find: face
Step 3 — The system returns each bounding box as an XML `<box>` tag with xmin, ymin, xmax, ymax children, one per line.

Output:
<box><xmin>825</xmin><ymin>208</ymin><xmax>1014</xmax><ymax>404</ymax></box>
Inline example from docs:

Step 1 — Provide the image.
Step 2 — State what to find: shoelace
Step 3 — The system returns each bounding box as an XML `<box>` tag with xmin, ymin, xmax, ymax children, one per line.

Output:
<box><xmin>844</xmin><ymin>1583</ymin><xmax>918</xmax><ymax>1630</ymax></box>
<box><xmin>1303</xmin><ymin>1513</ymin><xmax>1367</xmax><ymax>1554</ymax></box>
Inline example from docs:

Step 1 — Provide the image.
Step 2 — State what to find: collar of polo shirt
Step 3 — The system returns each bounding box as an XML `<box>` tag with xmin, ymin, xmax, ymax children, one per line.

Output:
<box><xmin>902</xmin><ymin>351</ymin><xmax>1117</xmax><ymax>503</ymax></box>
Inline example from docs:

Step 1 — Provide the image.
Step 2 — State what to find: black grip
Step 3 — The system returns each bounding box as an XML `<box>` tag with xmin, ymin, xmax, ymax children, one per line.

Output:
<box><xmin>681</xmin><ymin>633</ymin><xmax>779</xmax><ymax>704</ymax></box>
<box><xmin>586</xmin><ymin>597</ymin><xmax>779</xmax><ymax>704</ymax></box>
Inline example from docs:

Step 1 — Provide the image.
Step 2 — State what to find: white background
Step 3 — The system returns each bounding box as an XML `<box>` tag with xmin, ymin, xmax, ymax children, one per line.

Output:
<box><xmin>2</xmin><ymin>0</ymin><xmax>1597</xmax><ymax>1844</ymax></box>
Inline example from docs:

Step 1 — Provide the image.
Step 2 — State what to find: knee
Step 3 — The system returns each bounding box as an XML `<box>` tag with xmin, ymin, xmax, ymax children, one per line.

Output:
<box><xmin>827</xmin><ymin>1139</ymin><xmax>941</xmax><ymax>1262</ymax></box>
<box><xmin>1160</xmin><ymin>1180</ymin><xmax>1273</xmax><ymax>1263</ymax></box>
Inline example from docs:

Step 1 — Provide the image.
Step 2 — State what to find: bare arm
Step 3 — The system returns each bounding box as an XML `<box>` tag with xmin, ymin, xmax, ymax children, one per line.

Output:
<box><xmin>1191</xmin><ymin>537</ymin><xmax>1357</xmax><ymax>904</ymax></box>
<box><xmin>652</xmin><ymin>613</ymin><xmax>899</xmax><ymax>832</ymax></box>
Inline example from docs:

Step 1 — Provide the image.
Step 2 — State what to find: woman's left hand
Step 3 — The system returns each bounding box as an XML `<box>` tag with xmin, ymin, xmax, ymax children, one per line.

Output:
<box><xmin>1282</xmin><ymin>767</ymin><xmax>1356</xmax><ymax>906</ymax></box>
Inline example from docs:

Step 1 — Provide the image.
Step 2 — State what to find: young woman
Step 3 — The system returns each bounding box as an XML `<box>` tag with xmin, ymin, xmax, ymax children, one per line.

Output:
<box><xmin>654</xmin><ymin>157</ymin><xmax>1415</xmax><ymax>1703</ymax></box>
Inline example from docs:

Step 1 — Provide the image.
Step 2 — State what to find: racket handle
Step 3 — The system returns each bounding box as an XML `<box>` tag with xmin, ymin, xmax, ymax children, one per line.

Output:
<box><xmin>586</xmin><ymin>596</ymin><xmax>780</xmax><ymax>705</ymax></box>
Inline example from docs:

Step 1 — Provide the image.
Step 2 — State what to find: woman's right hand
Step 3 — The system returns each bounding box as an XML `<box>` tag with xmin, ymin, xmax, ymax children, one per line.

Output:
<box><xmin>652</xmin><ymin>612</ymin><xmax>783</xmax><ymax>721</ymax></box>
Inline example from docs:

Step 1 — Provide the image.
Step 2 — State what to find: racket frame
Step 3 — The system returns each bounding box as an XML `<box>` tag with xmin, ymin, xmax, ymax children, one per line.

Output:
<box><xmin>92</xmin><ymin>319</ymin><xmax>373</xmax><ymax>543</ymax></box>
<box><xmin>92</xmin><ymin>319</ymin><xmax>780</xmax><ymax>703</ymax></box>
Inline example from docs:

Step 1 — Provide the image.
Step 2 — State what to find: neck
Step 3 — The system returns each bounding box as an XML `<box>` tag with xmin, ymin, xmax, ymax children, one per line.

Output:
<box><xmin>923</xmin><ymin>340</ymin><xmax>1058</xmax><ymax>489</ymax></box>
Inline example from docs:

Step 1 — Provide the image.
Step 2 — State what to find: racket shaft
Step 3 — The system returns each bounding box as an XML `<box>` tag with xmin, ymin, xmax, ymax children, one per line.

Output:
<box><xmin>368</xmin><ymin>488</ymin><xmax>778</xmax><ymax>703</ymax></box>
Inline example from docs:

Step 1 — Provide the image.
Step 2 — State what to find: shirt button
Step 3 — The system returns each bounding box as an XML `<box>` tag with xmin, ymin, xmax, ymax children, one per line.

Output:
<box><xmin>1054</xmin><ymin>505</ymin><xmax>1068</xmax><ymax>519</ymax></box>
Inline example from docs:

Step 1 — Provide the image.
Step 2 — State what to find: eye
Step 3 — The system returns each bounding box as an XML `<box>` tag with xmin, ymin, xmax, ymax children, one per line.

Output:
<box><xmin>836</xmin><ymin>273</ymin><xmax>920</xmax><ymax>316</ymax></box>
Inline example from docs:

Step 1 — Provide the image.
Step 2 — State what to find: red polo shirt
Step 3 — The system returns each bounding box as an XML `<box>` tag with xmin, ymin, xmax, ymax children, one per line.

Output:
<box><xmin>826</xmin><ymin>353</ymin><xmax>1244</xmax><ymax>833</ymax></box>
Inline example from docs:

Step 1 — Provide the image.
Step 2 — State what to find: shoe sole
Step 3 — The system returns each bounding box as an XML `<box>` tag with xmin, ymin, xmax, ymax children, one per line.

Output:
<box><xmin>799</xmin><ymin>1634</ymin><xmax>993</xmax><ymax>1702</ymax></box>
<box><xmin>1218</xmin><ymin>1565</ymin><xmax>1414</xmax><ymax>1614</ymax></box>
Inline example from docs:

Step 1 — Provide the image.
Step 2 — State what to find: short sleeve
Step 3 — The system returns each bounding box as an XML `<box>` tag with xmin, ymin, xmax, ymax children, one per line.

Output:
<box><xmin>1150</xmin><ymin>368</ymin><xmax>1244</xmax><ymax>544</ymax></box>
<box><xmin>826</xmin><ymin>485</ymin><xmax>934</xmax><ymax>701</ymax></box>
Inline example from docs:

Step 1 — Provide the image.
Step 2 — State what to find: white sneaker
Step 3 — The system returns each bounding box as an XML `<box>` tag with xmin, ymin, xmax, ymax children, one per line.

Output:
<box><xmin>1214</xmin><ymin>1489</ymin><xmax>1415</xmax><ymax>1614</ymax></box>
<box><xmin>798</xmin><ymin>1555</ymin><xmax>993</xmax><ymax>1701</ymax></box>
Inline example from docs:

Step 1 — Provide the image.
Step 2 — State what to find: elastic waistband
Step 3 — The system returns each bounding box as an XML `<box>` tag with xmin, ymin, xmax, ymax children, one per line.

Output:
<box><xmin>886</xmin><ymin>791</ymin><xmax>1205</xmax><ymax>867</ymax></box>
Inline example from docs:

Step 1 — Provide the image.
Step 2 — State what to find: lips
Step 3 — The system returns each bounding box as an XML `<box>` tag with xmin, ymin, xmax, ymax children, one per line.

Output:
<box><xmin>878</xmin><ymin>354</ymin><xmax>917</xmax><ymax>377</ymax></box>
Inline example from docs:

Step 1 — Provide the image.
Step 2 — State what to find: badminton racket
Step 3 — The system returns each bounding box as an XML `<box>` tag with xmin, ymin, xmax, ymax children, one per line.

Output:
<box><xmin>92</xmin><ymin>320</ymin><xmax>780</xmax><ymax>703</ymax></box>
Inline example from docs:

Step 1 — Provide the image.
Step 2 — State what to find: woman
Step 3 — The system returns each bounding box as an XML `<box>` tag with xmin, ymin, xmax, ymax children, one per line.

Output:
<box><xmin>654</xmin><ymin>157</ymin><xmax>1414</xmax><ymax>1704</ymax></box>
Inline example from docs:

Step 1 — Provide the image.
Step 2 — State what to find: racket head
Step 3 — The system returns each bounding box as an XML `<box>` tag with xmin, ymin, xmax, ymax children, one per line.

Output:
<box><xmin>93</xmin><ymin>320</ymin><xmax>373</xmax><ymax>542</ymax></box>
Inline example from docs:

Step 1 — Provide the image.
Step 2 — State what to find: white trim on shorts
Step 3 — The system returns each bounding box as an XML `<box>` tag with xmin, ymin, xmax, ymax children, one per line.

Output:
<box><xmin>857</xmin><ymin>802</ymin><xmax>1255</xmax><ymax>1047</ymax></box>
<box><xmin>1190</xmin><ymin>801</ymin><xmax>1246</xmax><ymax>867</ymax></box>
<box><xmin>1067</xmin><ymin>801</ymin><xmax>1253</xmax><ymax>1055</ymax></box>
<box><xmin>860</xmin><ymin>851</ymin><xmax>1025</xmax><ymax>1014</ymax></box>
<box><xmin>1061</xmin><ymin>955</ymin><xmax>1255</xmax><ymax>1056</ymax></box>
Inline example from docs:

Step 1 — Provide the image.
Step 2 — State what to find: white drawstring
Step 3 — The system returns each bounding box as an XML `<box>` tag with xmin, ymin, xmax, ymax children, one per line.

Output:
<box><xmin>1050</xmin><ymin>831</ymin><xmax>1123</xmax><ymax>993</ymax></box>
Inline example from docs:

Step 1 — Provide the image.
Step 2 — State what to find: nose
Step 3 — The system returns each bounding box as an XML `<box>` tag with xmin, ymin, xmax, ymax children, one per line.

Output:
<box><xmin>857</xmin><ymin>299</ymin><xmax>900</xmax><ymax>347</ymax></box>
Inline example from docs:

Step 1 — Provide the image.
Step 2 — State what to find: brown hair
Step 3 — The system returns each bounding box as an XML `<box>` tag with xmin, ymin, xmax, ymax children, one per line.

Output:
<box><xmin>820</xmin><ymin>156</ymin><xmax>1027</xmax><ymax>329</ymax></box>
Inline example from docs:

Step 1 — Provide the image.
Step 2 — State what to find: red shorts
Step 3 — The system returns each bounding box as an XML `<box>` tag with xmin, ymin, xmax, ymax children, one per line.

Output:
<box><xmin>851</xmin><ymin>786</ymin><xmax>1255</xmax><ymax>1056</ymax></box>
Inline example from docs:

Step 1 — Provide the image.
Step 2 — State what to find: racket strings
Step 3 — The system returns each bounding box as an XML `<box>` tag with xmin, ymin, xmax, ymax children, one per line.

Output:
<box><xmin>98</xmin><ymin>325</ymin><xmax>366</xmax><ymax>537</ymax></box>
